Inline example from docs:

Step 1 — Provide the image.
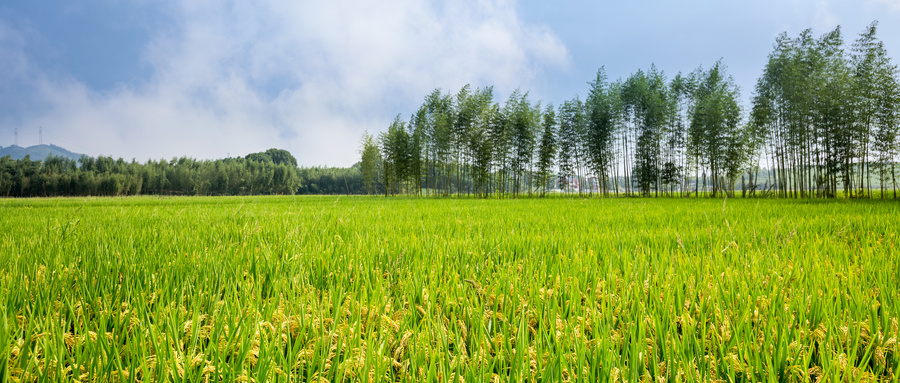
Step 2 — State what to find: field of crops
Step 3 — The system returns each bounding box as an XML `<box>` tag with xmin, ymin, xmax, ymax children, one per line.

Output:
<box><xmin>1</xmin><ymin>195</ymin><xmax>898</xmax><ymax>382</ymax></box>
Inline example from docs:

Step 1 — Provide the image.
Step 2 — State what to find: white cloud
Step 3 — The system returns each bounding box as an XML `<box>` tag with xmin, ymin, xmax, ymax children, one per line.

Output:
<box><xmin>1</xmin><ymin>0</ymin><xmax>570</xmax><ymax>166</ymax></box>
<box><xmin>867</xmin><ymin>0</ymin><xmax>900</xmax><ymax>12</ymax></box>
<box><xmin>811</xmin><ymin>0</ymin><xmax>839</xmax><ymax>31</ymax></box>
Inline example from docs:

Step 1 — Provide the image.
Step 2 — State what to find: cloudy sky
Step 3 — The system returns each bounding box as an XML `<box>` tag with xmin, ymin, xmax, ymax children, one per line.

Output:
<box><xmin>1</xmin><ymin>0</ymin><xmax>899</xmax><ymax>166</ymax></box>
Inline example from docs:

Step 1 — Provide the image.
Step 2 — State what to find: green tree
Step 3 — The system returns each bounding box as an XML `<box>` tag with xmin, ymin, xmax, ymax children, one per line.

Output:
<box><xmin>691</xmin><ymin>61</ymin><xmax>744</xmax><ymax>197</ymax></box>
<box><xmin>359</xmin><ymin>131</ymin><xmax>381</xmax><ymax>195</ymax></box>
<box><xmin>264</xmin><ymin>148</ymin><xmax>299</xmax><ymax>167</ymax></box>
<box><xmin>557</xmin><ymin>99</ymin><xmax>581</xmax><ymax>193</ymax></box>
<box><xmin>536</xmin><ymin>104</ymin><xmax>558</xmax><ymax>196</ymax></box>
<box><xmin>586</xmin><ymin>68</ymin><xmax>621</xmax><ymax>196</ymax></box>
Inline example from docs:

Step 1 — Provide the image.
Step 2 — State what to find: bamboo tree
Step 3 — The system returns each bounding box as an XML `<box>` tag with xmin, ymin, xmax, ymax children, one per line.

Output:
<box><xmin>379</xmin><ymin>116</ymin><xmax>409</xmax><ymax>195</ymax></box>
<box><xmin>490</xmin><ymin>102</ymin><xmax>510</xmax><ymax>196</ymax></box>
<box><xmin>853</xmin><ymin>23</ymin><xmax>880</xmax><ymax>197</ymax></box>
<box><xmin>622</xmin><ymin>67</ymin><xmax>669</xmax><ymax>196</ymax></box>
<box><xmin>358</xmin><ymin>131</ymin><xmax>381</xmax><ymax>195</ymax></box>
<box><xmin>586</xmin><ymin>68</ymin><xmax>619</xmax><ymax>196</ymax></box>
<box><xmin>454</xmin><ymin>85</ymin><xmax>473</xmax><ymax>197</ymax></box>
<box><xmin>872</xmin><ymin>45</ymin><xmax>900</xmax><ymax>198</ymax></box>
<box><xmin>557</xmin><ymin>99</ymin><xmax>581</xmax><ymax>194</ymax></box>
<box><xmin>409</xmin><ymin>105</ymin><xmax>432</xmax><ymax>195</ymax></box>
<box><xmin>691</xmin><ymin>61</ymin><xmax>743</xmax><ymax>197</ymax></box>
<box><xmin>853</xmin><ymin>21</ymin><xmax>900</xmax><ymax>198</ymax></box>
<box><xmin>504</xmin><ymin>90</ymin><xmax>538</xmax><ymax>197</ymax></box>
<box><xmin>536</xmin><ymin>104</ymin><xmax>558</xmax><ymax>196</ymax></box>
<box><xmin>668</xmin><ymin>73</ymin><xmax>695</xmax><ymax>196</ymax></box>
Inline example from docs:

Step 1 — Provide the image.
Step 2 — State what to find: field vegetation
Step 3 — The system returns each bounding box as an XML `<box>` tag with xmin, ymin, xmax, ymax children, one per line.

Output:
<box><xmin>1</xmin><ymin>195</ymin><xmax>898</xmax><ymax>382</ymax></box>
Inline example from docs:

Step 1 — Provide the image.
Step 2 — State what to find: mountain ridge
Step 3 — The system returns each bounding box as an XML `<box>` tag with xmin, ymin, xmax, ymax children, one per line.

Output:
<box><xmin>0</xmin><ymin>144</ymin><xmax>86</xmax><ymax>161</ymax></box>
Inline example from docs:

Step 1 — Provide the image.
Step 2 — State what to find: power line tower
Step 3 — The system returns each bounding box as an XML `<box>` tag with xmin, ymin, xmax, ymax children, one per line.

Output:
<box><xmin>39</xmin><ymin>127</ymin><xmax>43</xmax><ymax>145</ymax></box>
<box><xmin>14</xmin><ymin>128</ymin><xmax>17</xmax><ymax>146</ymax></box>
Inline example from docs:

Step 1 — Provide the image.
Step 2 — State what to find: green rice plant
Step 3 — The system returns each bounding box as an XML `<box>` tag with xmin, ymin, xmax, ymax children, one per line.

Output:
<box><xmin>0</xmin><ymin>196</ymin><xmax>898</xmax><ymax>382</ymax></box>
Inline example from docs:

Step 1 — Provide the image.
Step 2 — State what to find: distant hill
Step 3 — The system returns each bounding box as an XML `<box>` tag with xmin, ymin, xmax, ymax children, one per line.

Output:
<box><xmin>0</xmin><ymin>144</ymin><xmax>86</xmax><ymax>161</ymax></box>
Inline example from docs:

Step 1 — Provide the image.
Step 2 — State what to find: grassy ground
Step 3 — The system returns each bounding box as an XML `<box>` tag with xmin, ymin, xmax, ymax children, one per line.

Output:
<box><xmin>1</xmin><ymin>195</ymin><xmax>898</xmax><ymax>382</ymax></box>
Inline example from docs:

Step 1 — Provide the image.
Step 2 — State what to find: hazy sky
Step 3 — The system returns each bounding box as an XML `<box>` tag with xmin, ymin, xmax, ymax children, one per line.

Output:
<box><xmin>2</xmin><ymin>0</ymin><xmax>899</xmax><ymax>166</ymax></box>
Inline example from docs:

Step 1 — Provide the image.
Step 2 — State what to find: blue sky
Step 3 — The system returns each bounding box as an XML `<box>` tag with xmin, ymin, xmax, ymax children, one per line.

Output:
<box><xmin>1</xmin><ymin>0</ymin><xmax>899</xmax><ymax>166</ymax></box>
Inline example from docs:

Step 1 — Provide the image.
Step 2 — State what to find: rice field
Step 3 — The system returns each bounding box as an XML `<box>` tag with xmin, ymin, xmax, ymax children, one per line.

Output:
<box><xmin>1</xmin><ymin>195</ymin><xmax>898</xmax><ymax>382</ymax></box>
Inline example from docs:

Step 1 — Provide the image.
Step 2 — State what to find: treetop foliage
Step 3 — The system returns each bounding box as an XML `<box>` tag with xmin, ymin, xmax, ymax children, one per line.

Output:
<box><xmin>245</xmin><ymin>148</ymin><xmax>298</xmax><ymax>167</ymax></box>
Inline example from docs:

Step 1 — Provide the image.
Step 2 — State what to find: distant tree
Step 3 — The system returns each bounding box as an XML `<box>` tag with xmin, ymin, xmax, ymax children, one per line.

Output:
<box><xmin>245</xmin><ymin>152</ymin><xmax>273</xmax><ymax>164</ymax></box>
<box><xmin>665</xmin><ymin>72</ymin><xmax>693</xmax><ymax>196</ymax></box>
<box><xmin>506</xmin><ymin>90</ymin><xmax>540</xmax><ymax>197</ymax></box>
<box><xmin>489</xmin><ymin>102</ymin><xmax>510</xmax><ymax>195</ymax></box>
<box><xmin>408</xmin><ymin>112</ymin><xmax>424</xmax><ymax>195</ymax></box>
<box><xmin>586</xmin><ymin>67</ymin><xmax>619</xmax><ymax>196</ymax></box>
<box><xmin>557</xmin><ymin>99</ymin><xmax>580</xmax><ymax>193</ymax></box>
<box><xmin>0</xmin><ymin>156</ymin><xmax>14</xmax><ymax>196</ymax></box>
<box><xmin>264</xmin><ymin>148</ymin><xmax>299</xmax><ymax>167</ymax></box>
<box><xmin>536</xmin><ymin>104</ymin><xmax>558</xmax><ymax>196</ymax></box>
<box><xmin>359</xmin><ymin>131</ymin><xmax>381</xmax><ymax>195</ymax></box>
<box><xmin>244</xmin><ymin>148</ymin><xmax>298</xmax><ymax>167</ymax></box>
<box><xmin>380</xmin><ymin>116</ymin><xmax>410</xmax><ymax>195</ymax></box>
<box><xmin>853</xmin><ymin>21</ymin><xmax>900</xmax><ymax>198</ymax></box>
<box><xmin>466</xmin><ymin>87</ymin><xmax>496</xmax><ymax>197</ymax></box>
<box><xmin>691</xmin><ymin>61</ymin><xmax>743</xmax><ymax>197</ymax></box>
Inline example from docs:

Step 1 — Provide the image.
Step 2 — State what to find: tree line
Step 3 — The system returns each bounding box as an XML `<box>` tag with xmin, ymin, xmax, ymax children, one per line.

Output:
<box><xmin>0</xmin><ymin>149</ymin><xmax>314</xmax><ymax>197</ymax></box>
<box><xmin>362</xmin><ymin>22</ymin><xmax>899</xmax><ymax>198</ymax></box>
